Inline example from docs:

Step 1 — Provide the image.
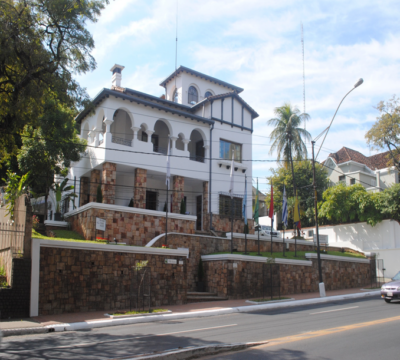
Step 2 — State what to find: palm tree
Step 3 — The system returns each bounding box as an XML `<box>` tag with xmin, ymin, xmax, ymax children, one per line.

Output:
<box><xmin>268</xmin><ymin>103</ymin><xmax>311</xmax><ymax>238</ymax></box>
<box><xmin>267</xmin><ymin>103</ymin><xmax>311</xmax><ymax>167</ymax></box>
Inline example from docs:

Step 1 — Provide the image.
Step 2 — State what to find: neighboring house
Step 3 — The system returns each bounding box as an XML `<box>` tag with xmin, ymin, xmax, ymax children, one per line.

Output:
<box><xmin>60</xmin><ymin>65</ymin><xmax>258</xmax><ymax>241</ymax></box>
<box><xmin>252</xmin><ymin>186</ymin><xmax>267</xmax><ymax>217</ymax></box>
<box><xmin>323</xmin><ymin>147</ymin><xmax>399</xmax><ymax>192</ymax></box>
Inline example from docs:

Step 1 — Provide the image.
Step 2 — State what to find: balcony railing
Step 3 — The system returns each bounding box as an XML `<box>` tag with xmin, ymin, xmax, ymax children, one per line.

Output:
<box><xmin>189</xmin><ymin>155</ymin><xmax>205</xmax><ymax>163</ymax></box>
<box><xmin>112</xmin><ymin>135</ymin><xmax>132</xmax><ymax>147</ymax></box>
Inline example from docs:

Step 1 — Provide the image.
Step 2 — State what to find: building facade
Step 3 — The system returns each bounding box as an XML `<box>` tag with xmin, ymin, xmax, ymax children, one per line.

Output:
<box><xmin>62</xmin><ymin>65</ymin><xmax>258</xmax><ymax>241</ymax></box>
<box><xmin>323</xmin><ymin>147</ymin><xmax>399</xmax><ymax>192</ymax></box>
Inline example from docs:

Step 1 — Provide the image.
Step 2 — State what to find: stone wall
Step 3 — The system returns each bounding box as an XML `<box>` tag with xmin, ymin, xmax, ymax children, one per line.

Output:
<box><xmin>102</xmin><ymin>162</ymin><xmax>117</xmax><ymax>204</ymax></box>
<box><xmin>68</xmin><ymin>207</ymin><xmax>195</xmax><ymax>246</ymax></box>
<box><xmin>172</xmin><ymin>176</ymin><xmax>184</xmax><ymax>214</ymax></box>
<box><xmin>211</xmin><ymin>215</ymin><xmax>255</xmax><ymax>235</ymax></box>
<box><xmin>204</xmin><ymin>258</ymin><xmax>372</xmax><ymax>299</ymax></box>
<box><xmin>151</xmin><ymin>233</ymin><xmax>367</xmax><ymax>292</ymax></box>
<box><xmin>89</xmin><ymin>170</ymin><xmax>101</xmax><ymax>203</ymax></box>
<box><xmin>134</xmin><ymin>168</ymin><xmax>147</xmax><ymax>209</ymax></box>
<box><xmin>0</xmin><ymin>258</ymin><xmax>31</xmax><ymax>319</ymax></box>
<box><xmin>38</xmin><ymin>247</ymin><xmax>187</xmax><ymax>315</ymax></box>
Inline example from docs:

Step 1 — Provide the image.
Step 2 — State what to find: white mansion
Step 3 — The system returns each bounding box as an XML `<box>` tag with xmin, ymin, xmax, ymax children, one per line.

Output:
<box><xmin>62</xmin><ymin>65</ymin><xmax>258</xmax><ymax>241</ymax></box>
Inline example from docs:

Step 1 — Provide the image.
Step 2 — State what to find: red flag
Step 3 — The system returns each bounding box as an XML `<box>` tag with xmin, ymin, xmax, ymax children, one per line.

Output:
<box><xmin>268</xmin><ymin>183</ymin><xmax>274</xmax><ymax>218</ymax></box>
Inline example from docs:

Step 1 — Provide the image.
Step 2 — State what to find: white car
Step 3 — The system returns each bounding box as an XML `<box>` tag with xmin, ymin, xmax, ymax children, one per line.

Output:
<box><xmin>255</xmin><ymin>225</ymin><xmax>280</xmax><ymax>237</ymax></box>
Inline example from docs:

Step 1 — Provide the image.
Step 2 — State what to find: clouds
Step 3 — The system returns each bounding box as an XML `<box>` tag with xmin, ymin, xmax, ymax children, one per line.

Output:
<box><xmin>78</xmin><ymin>0</ymin><xmax>400</xmax><ymax>181</ymax></box>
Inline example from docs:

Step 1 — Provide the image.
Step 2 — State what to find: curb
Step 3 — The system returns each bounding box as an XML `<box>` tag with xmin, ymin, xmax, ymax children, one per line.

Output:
<box><xmin>2</xmin><ymin>291</ymin><xmax>380</xmax><ymax>337</ymax></box>
<box><xmin>114</xmin><ymin>341</ymin><xmax>269</xmax><ymax>359</ymax></box>
<box><xmin>245</xmin><ymin>298</ymin><xmax>295</xmax><ymax>305</ymax></box>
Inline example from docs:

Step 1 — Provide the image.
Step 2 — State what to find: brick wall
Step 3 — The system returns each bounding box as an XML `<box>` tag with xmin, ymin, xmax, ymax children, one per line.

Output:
<box><xmin>67</xmin><ymin>208</ymin><xmax>195</xmax><ymax>246</ymax></box>
<box><xmin>172</xmin><ymin>176</ymin><xmax>184</xmax><ymax>214</ymax></box>
<box><xmin>204</xmin><ymin>258</ymin><xmax>372</xmax><ymax>299</ymax></box>
<box><xmin>102</xmin><ymin>162</ymin><xmax>117</xmax><ymax>204</ymax></box>
<box><xmin>38</xmin><ymin>247</ymin><xmax>187</xmax><ymax>315</ymax></box>
<box><xmin>134</xmin><ymin>168</ymin><xmax>147</xmax><ymax>209</ymax></box>
<box><xmin>0</xmin><ymin>258</ymin><xmax>31</xmax><ymax>319</ymax></box>
<box><xmin>89</xmin><ymin>170</ymin><xmax>101</xmax><ymax>203</ymax></box>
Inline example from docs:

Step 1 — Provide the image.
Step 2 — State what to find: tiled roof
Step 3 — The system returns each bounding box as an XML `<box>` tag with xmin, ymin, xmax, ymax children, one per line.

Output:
<box><xmin>327</xmin><ymin>147</ymin><xmax>392</xmax><ymax>170</ymax></box>
<box><xmin>159</xmin><ymin>66</ymin><xmax>244</xmax><ymax>93</ymax></box>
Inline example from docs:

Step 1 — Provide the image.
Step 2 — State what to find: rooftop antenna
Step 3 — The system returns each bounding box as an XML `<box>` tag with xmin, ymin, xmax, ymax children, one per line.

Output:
<box><xmin>301</xmin><ymin>22</ymin><xmax>306</xmax><ymax>130</ymax></box>
<box><xmin>174</xmin><ymin>0</ymin><xmax>178</xmax><ymax>92</ymax></box>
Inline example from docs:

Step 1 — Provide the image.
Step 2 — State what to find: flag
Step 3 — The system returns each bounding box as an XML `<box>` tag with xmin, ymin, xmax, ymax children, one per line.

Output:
<box><xmin>268</xmin><ymin>183</ymin><xmax>274</xmax><ymax>219</ymax></box>
<box><xmin>282</xmin><ymin>186</ymin><xmax>288</xmax><ymax>227</ymax></box>
<box><xmin>242</xmin><ymin>176</ymin><xmax>247</xmax><ymax>225</ymax></box>
<box><xmin>166</xmin><ymin>141</ymin><xmax>171</xmax><ymax>189</ymax></box>
<box><xmin>253</xmin><ymin>178</ymin><xmax>259</xmax><ymax>224</ymax></box>
<box><xmin>229</xmin><ymin>151</ymin><xmax>234</xmax><ymax>199</ymax></box>
<box><xmin>293</xmin><ymin>191</ymin><xmax>301</xmax><ymax>230</ymax></box>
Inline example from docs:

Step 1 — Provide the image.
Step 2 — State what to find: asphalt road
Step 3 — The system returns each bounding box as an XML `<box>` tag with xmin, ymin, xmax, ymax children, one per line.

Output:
<box><xmin>1</xmin><ymin>297</ymin><xmax>399</xmax><ymax>360</ymax></box>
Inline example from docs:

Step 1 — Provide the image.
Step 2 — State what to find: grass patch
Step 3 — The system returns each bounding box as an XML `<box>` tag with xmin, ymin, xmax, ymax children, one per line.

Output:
<box><xmin>210</xmin><ymin>250</ymin><xmax>366</xmax><ymax>260</ymax></box>
<box><xmin>110</xmin><ymin>309</ymin><xmax>168</xmax><ymax>316</ymax></box>
<box><xmin>251</xmin><ymin>297</ymin><xmax>291</xmax><ymax>302</ymax></box>
<box><xmin>0</xmin><ymin>266</ymin><xmax>8</xmax><ymax>287</ymax></box>
<box><xmin>32</xmin><ymin>229</ymin><xmax>107</xmax><ymax>244</ymax></box>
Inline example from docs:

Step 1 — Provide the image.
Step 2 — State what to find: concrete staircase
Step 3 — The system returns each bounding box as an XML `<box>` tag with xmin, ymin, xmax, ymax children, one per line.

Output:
<box><xmin>187</xmin><ymin>292</ymin><xmax>228</xmax><ymax>303</ymax></box>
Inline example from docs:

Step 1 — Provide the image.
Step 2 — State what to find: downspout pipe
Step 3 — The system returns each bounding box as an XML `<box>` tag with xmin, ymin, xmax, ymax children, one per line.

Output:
<box><xmin>209</xmin><ymin>101</ymin><xmax>214</xmax><ymax>231</ymax></box>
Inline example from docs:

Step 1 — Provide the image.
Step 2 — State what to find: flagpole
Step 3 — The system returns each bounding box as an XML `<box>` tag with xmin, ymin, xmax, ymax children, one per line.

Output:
<box><xmin>269</xmin><ymin>182</ymin><xmax>273</xmax><ymax>255</ymax></box>
<box><xmin>257</xmin><ymin>178</ymin><xmax>260</xmax><ymax>255</ymax></box>
<box><xmin>166</xmin><ymin>185</ymin><xmax>168</xmax><ymax>245</ymax></box>
<box><xmin>230</xmin><ymin>150</ymin><xmax>234</xmax><ymax>254</ymax></box>
<box><xmin>283</xmin><ymin>225</ymin><xmax>286</xmax><ymax>257</ymax></box>
<box><xmin>244</xmin><ymin>174</ymin><xmax>248</xmax><ymax>255</ymax></box>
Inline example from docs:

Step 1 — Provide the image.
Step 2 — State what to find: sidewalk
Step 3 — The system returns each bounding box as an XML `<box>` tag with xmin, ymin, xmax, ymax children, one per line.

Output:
<box><xmin>0</xmin><ymin>287</ymin><xmax>380</xmax><ymax>335</ymax></box>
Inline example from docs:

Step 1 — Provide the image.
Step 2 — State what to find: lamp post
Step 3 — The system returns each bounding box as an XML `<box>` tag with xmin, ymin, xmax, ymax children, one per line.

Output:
<box><xmin>312</xmin><ymin>78</ymin><xmax>363</xmax><ymax>297</ymax></box>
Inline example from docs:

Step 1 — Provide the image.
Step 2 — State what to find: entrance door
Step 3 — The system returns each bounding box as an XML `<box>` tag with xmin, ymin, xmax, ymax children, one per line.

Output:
<box><xmin>196</xmin><ymin>195</ymin><xmax>202</xmax><ymax>231</ymax></box>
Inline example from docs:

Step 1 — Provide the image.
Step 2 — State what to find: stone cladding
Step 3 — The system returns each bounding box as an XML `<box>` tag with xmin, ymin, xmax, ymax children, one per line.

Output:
<box><xmin>172</xmin><ymin>176</ymin><xmax>185</xmax><ymax>214</ymax></box>
<box><xmin>79</xmin><ymin>177</ymin><xmax>89</xmax><ymax>206</ymax></box>
<box><xmin>211</xmin><ymin>215</ymin><xmax>255</xmax><ymax>234</ymax></box>
<box><xmin>89</xmin><ymin>170</ymin><xmax>101</xmax><ymax>203</ymax></box>
<box><xmin>102</xmin><ymin>162</ymin><xmax>117</xmax><ymax>204</ymax></box>
<box><xmin>38</xmin><ymin>247</ymin><xmax>187</xmax><ymax>315</ymax></box>
<box><xmin>134</xmin><ymin>168</ymin><xmax>147</xmax><ymax>209</ymax></box>
<box><xmin>68</xmin><ymin>208</ymin><xmax>195</xmax><ymax>245</ymax></box>
<box><xmin>204</xmin><ymin>258</ymin><xmax>372</xmax><ymax>299</ymax></box>
<box><xmin>150</xmin><ymin>233</ymin><xmax>367</xmax><ymax>292</ymax></box>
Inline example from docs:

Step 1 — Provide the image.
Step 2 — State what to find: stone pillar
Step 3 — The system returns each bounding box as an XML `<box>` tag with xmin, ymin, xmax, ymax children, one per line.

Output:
<box><xmin>79</xmin><ymin>177</ymin><xmax>89</xmax><ymax>207</ymax></box>
<box><xmin>134</xmin><ymin>168</ymin><xmax>147</xmax><ymax>208</ymax></box>
<box><xmin>101</xmin><ymin>162</ymin><xmax>117</xmax><ymax>204</ymax></box>
<box><xmin>172</xmin><ymin>176</ymin><xmax>185</xmax><ymax>213</ymax></box>
<box><xmin>89</xmin><ymin>169</ymin><xmax>101</xmax><ymax>203</ymax></box>
<box><xmin>202</xmin><ymin>181</ymin><xmax>209</xmax><ymax>231</ymax></box>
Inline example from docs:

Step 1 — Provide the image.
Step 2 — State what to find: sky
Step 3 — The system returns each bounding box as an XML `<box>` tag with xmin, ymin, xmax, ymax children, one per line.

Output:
<box><xmin>76</xmin><ymin>0</ymin><xmax>400</xmax><ymax>194</ymax></box>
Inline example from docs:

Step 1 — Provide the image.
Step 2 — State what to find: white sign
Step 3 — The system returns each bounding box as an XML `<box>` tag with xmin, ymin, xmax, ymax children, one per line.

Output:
<box><xmin>165</xmin><ymin>259</ymin><xmax>177</xmax><ymax>265</ymax></box>
<box><xmin>179</xmin><ymin>260</ymin><xmax>184</xmax><ymax>265</ymax></box>
<box><xmin>233</xmin><ymin>263</ymin><xmax>238</xmax><ymax>269</ymax></box>
<box><xmin>313</xmin><ymin>234</ymin><xmax>328</xmax><ymax>245</ymax></box>
<box><xmin>96</xmin><ymin>217</ymin><xmax>106</xmax><ymax>231</ymax></box>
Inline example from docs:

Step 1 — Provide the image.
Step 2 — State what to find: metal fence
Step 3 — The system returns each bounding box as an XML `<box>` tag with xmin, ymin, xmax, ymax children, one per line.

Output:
<box><xmin>0</xmin><ymin>222</ymin><xmax>25</xmax><ymax>256</ymax></box>
<box><xmin>260</xmin><ymin>263</ymin><xmax>281</xmax><ymax>300</ymax></box>
<box><xmin>370</xmin><ymin>258</ymin><xmax>385</xmax><ymax>288</ymax></box>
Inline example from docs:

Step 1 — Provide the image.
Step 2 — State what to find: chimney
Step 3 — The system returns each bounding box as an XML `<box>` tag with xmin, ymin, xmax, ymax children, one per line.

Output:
<box><xmin>110</xmin><ymin>64</ymin><xmax>125</xmax><ymax>88</ymax></box>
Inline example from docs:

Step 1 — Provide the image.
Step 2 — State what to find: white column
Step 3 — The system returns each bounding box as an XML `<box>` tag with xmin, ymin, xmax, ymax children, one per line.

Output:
<box><xmin>204</xmin><ymin>145</ymin><xmax>210</xmax><ymax>163</ymax></box>
<box><xmin>182</xmin><ymin>139</ymin><xmax>190</xmax><ymax>152</ymax></box>
<box><xmin>145</xmin><ymin>129</ymin><xmax>154</xmax><ymax>143</ymax></box>
<box><xmin>131</xmin><ymin>127</ymin><xmax>140</xmax><ymax>146</ymax></box>
<box><xmin>93</xmin><ymin>127</ymin><xmax>99</xmax><ymax>147</ymax></box>
<box><xmin>103</xmin><ymin>117</ymin><xmax>114</xmax><ymax>145</ymax></box>
<box><xmin>170</xmin><ymin>136</ymin><xmax>178</xmax><ymax>154</ymax></box>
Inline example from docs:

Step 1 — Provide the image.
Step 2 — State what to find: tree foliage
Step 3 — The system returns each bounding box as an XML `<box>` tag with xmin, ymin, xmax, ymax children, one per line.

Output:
<box><xmin>319</xmin><ymin>183</ymin><xmax>385</xmax><ymax>227</ymax></box>
<box><xmin>267</xmin><ymin>160</ymin><xmax>329</xmax><ymax>228</ymax></box>
<box><xmin>1</xmin><ymin>170</ymin><xmax>30</xmax><ymax>219</ymax></box>
<box><xmin>0</xmin><ymin>0</ymin><xmax>107</xmax><ymax>165</ymax></box>
<box><xmin>374</xmin><ymin>183</ymin><xmax>400</xmax><ymax>223</ymax></box>
<box><xmin>267</xmin><ymin>103</ymin><xmax>311</xmax><ymax>167</ymax></box>
<box><xmin>365</xmin><ymin>95</ymin><xmax>400</xmax><ymax>171</ymax></box>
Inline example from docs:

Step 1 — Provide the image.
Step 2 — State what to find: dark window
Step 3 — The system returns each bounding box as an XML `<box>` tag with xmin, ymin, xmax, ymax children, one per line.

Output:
<box><xmin>350</xmin><ymin>178</ymin><xmax>355</xmax><ymax>185</ymax></box>
<box><xmin>146</xmin><ymin>191</ymin><xmax>157</xmax><ymax>210</ymax></box>
<box><xmin>205</xmin><ymin>91</ymin><xmax>213</xmax><ymax>98</ymax></box>
<box><xmin>190</xmin><ymin>140</ymin><xmax>205</xmax><ymax>162</ymax></box>
<box><xmin>339</xmin><ymin>175</ymin><xmax>345</xmax><ymax>183</ymax></box>
<box><xmin>219</xmin><ymin>195</ymin><xmax>242</xmax><ymax>218</ymax></box>
<box><xmin>141</xmin><ymin>131</ymin><xmax>148</xmax><ymax>142</ymax></box>
<box><xmin>219</xmin><ymin>139</ymin><xmax>242</xmax><ymax>163</ymax></box>
<box><xmin>151</xmin><ymin>134</ymin><xmax>159</xmax><ymax>152</ymax></box>
<box><xmin>188</xmin><ymin>86</ymin><xmax>198</xmax><ymax>104</ymax></box>
<box><xmin>173</xmin><ymin>89</ymin><xmax>179</xmax><ymax>103</ymax></box>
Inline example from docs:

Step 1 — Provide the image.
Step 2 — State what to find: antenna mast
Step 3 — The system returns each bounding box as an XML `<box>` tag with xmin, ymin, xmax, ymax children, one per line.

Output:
<box><xmin>174</xmin><ymin>0</ymin><xmax>178</xmax><ymax>95</ymax></box>
<box><xmin>301</xmin><ymin>23</ymin><xmax>306</xmax><ymax>130</ymax></box>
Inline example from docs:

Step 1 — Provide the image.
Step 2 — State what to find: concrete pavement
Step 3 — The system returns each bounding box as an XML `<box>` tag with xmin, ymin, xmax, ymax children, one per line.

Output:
<box><xmin>0</xmin><ymin>287</ymin><xmax>380</xmax><ymax>337</ymax></box>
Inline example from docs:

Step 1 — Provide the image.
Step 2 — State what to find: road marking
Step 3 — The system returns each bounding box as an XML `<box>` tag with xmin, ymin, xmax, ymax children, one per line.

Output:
<box><xmin>310</xmin><ymin>306</ymin><xmax>359</xmax><ymax>315</ymax></box>
<box><xmin>6</xmin><ymin>324</ymin><xmax>237</xmax><ymax>353</ymax></box>
<box><xmin>256</xmin><ymin>315</ymin><xmax>400</xmax><ymax>350</ymax></box>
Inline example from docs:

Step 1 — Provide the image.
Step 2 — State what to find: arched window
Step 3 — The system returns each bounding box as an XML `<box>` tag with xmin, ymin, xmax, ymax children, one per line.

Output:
<box><xmin>205</xmin><ymin>91</ymin><xmax>213</xmax><ymax>98</ymax></box>
<box><xmin>173</xmin><ymin>89</ymin><xmax>179</xmax><ymax>103</ymax></box>
<box><xmin>188</xmin><ymin>86</ymin><xmax>198</xmax><ymax>104</ymax></box>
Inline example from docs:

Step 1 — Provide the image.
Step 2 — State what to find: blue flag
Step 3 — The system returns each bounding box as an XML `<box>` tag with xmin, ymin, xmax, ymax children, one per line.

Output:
<box><xmin>282</xmin><ymin>186</ymin><xmax>288</xmax><ymax>228</ymax></box>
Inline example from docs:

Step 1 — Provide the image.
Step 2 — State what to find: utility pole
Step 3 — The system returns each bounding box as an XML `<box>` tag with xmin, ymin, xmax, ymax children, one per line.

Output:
<box><xmin>312</xmin><ymin>141</ymin><xmax>325</xmax><ymax>296</ymax></box>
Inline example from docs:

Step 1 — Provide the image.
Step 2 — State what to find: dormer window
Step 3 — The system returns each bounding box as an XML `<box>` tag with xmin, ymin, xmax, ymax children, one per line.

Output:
<box><xmin>173</xmin><ymin>89</ymin><xmax>179</xmax><ymax>103</ymax></box>
<box><xmin>188</xmin><ymin>86</ymin><xmax>198</xmax><ymax>104</ymax></box>
<box><xmin>205</xmin><ymin>91</ymin><xmax>213</xmax><ymax>98</ymax></box>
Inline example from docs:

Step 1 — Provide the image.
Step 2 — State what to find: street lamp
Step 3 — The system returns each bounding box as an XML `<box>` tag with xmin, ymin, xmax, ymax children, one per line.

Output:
<box><xmin>312</xmin><ymin>78</ymin><xmax>363</xmax><ymax>297</ymax></box>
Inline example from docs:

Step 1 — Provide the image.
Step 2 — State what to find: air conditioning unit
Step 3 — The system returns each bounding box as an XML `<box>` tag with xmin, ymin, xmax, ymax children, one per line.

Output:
<box><xmin>307</xmin><ymin>230</ymin><xmax>314</xmax><ymax>238</ymax></box>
